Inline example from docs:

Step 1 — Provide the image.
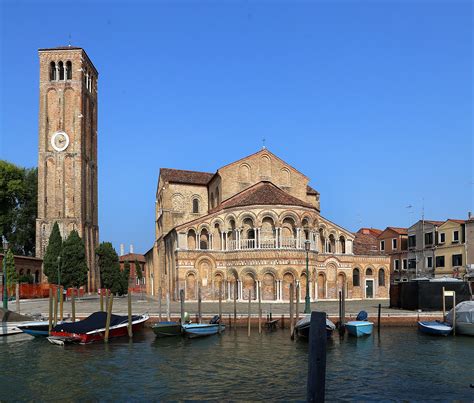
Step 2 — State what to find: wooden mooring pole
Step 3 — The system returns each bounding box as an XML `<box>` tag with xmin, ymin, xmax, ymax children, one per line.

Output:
<box><xmin>166</xmin><ymin>292</ymin><xmax>171</xmax><ymax>321</ymax></box>
<box><xmin>218</xmin><ymin>284</ymin><xmax>222</xmax><ymax>334</ymax></box>
<box><xmin>198</xmin><ymin>287</ymin><xmax>202</xmax><ymax>324</ymax></box>
<box><xmin>306</xmin><ymin>311</ymin><xmax>327</xmax><ymax>403</ymax></box>
<box><xmin>342</xmin><ymin>284</ymin><xmax>346</xmax><ymax>327</ymax></box>
<box><xmin>247</xmin><ymin>291</ymin><xmax>251</xmax><ymax>337</ymax></box>
<box><xmin>442</xmin><ymin>286</ymin><xmax>446</xmax><ymax>321</ymax></box>
<box><xmin>290</xmin><ymin>283</ymin><xmax>295</xmax><ymax>339</ymax></box>
<box><xmin>59</xmin><ymin>286</ymin><xmax>64</xmax><ymax>322</ymax></box>
<box><xmin>258</xmin><ymin>283</ymin><xmax>262</xmax><ymax>334</ymax></box>
<box><xmin>180</xmin><ymin>289</ymin><xmax>185</xmax><ymax>324</ymax></box>
<box><xmin>104</xmin><ymin>294</ymin><xmax>114</xmax><ymax>343</ymax></box>
<box><xmin>158</xmin><ymin>287</ymin><xmax>162</xmax><ymax>322</ymax></box>
<box><xmin>234</xmin><ymin>283</ymin><xmax>237</xmax><ymax>328</ymax></box>
<box><xmin>127</xmin><ymin>290</ymin><xmax>133</xmax><ymax>338</ymax></box>
<box><xmin>16</xmin><ymin>283</ymin><xmax>20</xmax><ymax>313</ymax></box>
<box><xmin>100</xmin><ymin>289</ymin><xmax>104</xmax><ymax>312</ymax></box>
<box><xmin>71</xmin><ymin>288</ymin><xmax>76</xmax><ymax>322</ymax></box>
<box><xmin>48</xmin><ymin>287</ymin><xmax>53</xmax><ymax>335</ymax></box>
<box><xmin>377</xmin><ymin>303</ymin><xmax>381</xmax><ymax>333</ymax></box>
<box><xmin>296</xmin><ymin>283</ymin><xmax>300</xmax><ymax>322</ymax></box>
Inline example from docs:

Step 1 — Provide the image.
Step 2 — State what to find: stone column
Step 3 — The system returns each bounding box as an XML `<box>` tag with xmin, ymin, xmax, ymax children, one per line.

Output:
<box><xmin>221</xmin><ymin>232</ymin><xmax>225</xmax><ymax>251</ymax></box>
<box><xmin>227</xmin><ymin>281</ymin><xmax>231</xmax><ymax>301</ymax></box>
<box><xmin>257</xmin><ymin>228</ymin><xmax>261</xmax><ymax>249</ymax></box>
<box><xmin>296</xmin><ymin>228</ymin><xmax>301</xmax><ymax>249</ymax></box>
<box><xmin>196</xmin><ymin>232</ymin><xmax>200</xmax><ymax>250</ymax></box>
<box><xmin>256</xmin><ymin>281</ymin><xmax>260</xmax><ymax>301</ymax></box>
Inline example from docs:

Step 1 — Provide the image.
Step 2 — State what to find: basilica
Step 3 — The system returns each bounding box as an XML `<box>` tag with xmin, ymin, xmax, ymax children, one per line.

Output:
<box><xmin>145</xmin><ymin>149</ymin><xmax>389</xmax><ymax>302</ymax></box>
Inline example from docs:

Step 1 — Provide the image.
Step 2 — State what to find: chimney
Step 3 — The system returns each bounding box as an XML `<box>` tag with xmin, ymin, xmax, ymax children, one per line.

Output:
<box><xmin>120</xmin><ymin>244</ymin><xmax>124</xmax><ymax>256</ymax></box>
<box><xmin>130</xmin><ymin>244</ymin><xmax>134</xmax><ymax>254</ymax></box>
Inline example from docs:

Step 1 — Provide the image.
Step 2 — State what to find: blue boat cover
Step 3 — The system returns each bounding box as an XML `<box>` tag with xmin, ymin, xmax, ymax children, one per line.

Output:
<box><xmin>52</xmin><ymin>312</ymin><xmax>140</xmax><ymax>334</ymax></box>
<box><xmin>356</xmin><ymin>310</ymin><xmax>368</xmax><ymax>321</ymax></box>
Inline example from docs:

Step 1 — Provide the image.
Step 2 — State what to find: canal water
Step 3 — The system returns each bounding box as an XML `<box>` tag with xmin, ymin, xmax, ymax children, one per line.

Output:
<box><xmin>0</xmin><ymin>327</ymin><xmax>472</xmax><ymax>401</ymax></box>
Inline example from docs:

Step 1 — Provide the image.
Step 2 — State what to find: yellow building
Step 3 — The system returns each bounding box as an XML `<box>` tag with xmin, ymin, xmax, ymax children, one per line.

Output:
<box><xmin>434</xmin><ymin>219</ymin><xmax>466</xmax><ymax>278</ymax></box>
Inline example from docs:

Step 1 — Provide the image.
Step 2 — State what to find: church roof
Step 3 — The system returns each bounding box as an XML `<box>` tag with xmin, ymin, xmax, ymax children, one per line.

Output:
<box><xmin>306</xmin><ymin>185</ymin><xmax>319</xmax><ymax>195</ymax></box>
<box><xmin>210</xmin><ymin>181</ymin><xmax>314</xmax><ymax>213</ymax></box>
<box><xmin>159</xmin><ymin>168</ymin><xmax>213</xmax><ymax>186</ymax></box>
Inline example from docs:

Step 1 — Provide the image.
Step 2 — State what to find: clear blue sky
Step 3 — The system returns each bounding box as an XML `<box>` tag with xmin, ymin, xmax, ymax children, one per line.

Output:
<box><xmin>1</xmin><ymin>0</ymin><xmax>472</xmax><ymax>254</ymax></box>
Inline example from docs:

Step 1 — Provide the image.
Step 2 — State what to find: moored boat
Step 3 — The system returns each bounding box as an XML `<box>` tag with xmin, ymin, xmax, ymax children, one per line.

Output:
<box><xmin>182</xmin><ymin>315</ymin><xmax>225</xmax><ymax>338</ymax></box>
<box><xmin>346</xmin><ymin>321</ymin><xmax>374</xmax><ymax>337</ymax></box>
<box><xmin>417</xmin><ymin>321</ymin><xmax>452</xmax><ymax>336</ymax></box>
<box><xmin>446</xmin><ymin>301</ymin><xmax>474</xmax><ymax>336</ymax></box>
<box><xmin>294</xmin><ymin>315</ymin><xmax>336</xmax><ymax>339</ymax></box>
<box><xmin>152</xmin><ymin>321</ymin><xmax>182</xmax><ymax>337</ymax></box>
<box><xmin>47</xmin><ymin>311</ymin><xmax>149</xmax><ymax>345</ymax></box>
<box><xmin>18</xmin><ymin>321</ymin><xmax>53</xmax><ymax>337</ymax></box>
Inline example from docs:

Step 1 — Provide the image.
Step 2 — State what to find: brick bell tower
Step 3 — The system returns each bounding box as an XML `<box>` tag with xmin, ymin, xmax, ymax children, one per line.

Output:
<box><xmin>35</xmin><ymin>46</ymin><xmax>99</xmax><ymax>292</ymax></box>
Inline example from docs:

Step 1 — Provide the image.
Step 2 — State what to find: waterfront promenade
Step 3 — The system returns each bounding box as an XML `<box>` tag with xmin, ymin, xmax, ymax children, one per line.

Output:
<box><xmin>9</xmin><ymin>295</ymin><xmax>442</xmax><ymax>325</ymax></box>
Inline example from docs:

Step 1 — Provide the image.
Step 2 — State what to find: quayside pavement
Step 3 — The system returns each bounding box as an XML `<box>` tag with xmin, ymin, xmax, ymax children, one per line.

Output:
<box><xmin>9</xmin><ymin>295</ymin><xmax>442</xmax><ymax>326</ymax></box>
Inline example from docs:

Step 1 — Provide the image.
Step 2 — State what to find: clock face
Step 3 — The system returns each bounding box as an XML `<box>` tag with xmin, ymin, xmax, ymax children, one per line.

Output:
<box><xmin>51</xmin><ymin>131</ymin><xmax>70</xmax><ymax>152</ymax></box>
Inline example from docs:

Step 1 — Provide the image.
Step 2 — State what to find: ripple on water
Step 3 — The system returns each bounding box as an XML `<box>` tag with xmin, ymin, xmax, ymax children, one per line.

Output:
<box><xmin>0</xmin><ymin>327</ymin><xmax>472</xmax><ymax>401</ymax></box>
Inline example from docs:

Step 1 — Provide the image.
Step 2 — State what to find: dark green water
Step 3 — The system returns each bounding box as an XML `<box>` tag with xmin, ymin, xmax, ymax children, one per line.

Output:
<box><xmin>0</xmin><ymin>327</ymin><xmax>472</xmax><ymax>401</ymax></box>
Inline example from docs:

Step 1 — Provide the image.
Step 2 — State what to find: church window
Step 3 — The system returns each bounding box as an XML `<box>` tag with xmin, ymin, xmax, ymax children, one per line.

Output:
<box><xmin>353</xmin><ymin>268</ymin><xmax>360</xmax><ymax>286</ymax></box>
<box><xmin>192</xmin><ymin>198</ymin><xmax>199</xmax><ymax>213</ymax></box>
<box><xmin>366</xmin><ymin>268</ymin><xmax>373</xmax><ymax>276</ymax></box>
<box><xmin>50</xmin><ymin>62</ymin><xmax>56</xmax><ymax>80</ymax></box>
<box><xmin>378</xmin><ymin>269</ymin><xmax>385</xmax><ymax>286</ymax></box>
<box><xmin>58</xmin><ymin>61</ymin><xmax>65</xmax><ymax>80</ymax></box>
<box><xmin>66</xmin><ymin>61</ymin><xmax>72</xmax><ymax>80</ymax></box>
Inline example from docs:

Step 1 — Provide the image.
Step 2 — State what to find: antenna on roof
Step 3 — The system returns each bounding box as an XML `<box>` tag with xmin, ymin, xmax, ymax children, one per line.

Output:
<box><xmin>68</xmin><ymin>33</ymin><xmax>72</xmax><ymax>47</ymax></box>
<box><xmin>262</xmin><ymin>138</ymin><xmax>266</xmax><ymax>149</ymax></box>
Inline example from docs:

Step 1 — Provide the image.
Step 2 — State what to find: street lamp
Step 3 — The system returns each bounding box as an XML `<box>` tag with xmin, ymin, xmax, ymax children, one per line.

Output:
<box><xmin>2</xmin><ymin>236</ymin><xmax>9</xmax><ymax>310</ymax></box>
<box><xmin>304</xmin><ymin>239</ymin><xmax>311</xmax><ymax>314</ymax></box>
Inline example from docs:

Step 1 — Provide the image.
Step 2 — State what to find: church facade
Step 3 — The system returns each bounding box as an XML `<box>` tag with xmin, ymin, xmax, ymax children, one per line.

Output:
<box><xmin>146</xmin><ymin>149</ymin><xmax>390</xmax><ymax>302</ymax></box>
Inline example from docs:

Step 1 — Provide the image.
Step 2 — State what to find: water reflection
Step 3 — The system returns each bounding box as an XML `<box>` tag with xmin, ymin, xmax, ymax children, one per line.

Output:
<box><xmin>0</xmin><ymin>327</ymin><xmax>472</xmax><ymax>401</ymax></box>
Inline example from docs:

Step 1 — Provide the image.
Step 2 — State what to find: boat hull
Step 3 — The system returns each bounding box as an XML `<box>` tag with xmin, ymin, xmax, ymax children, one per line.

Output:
<box><xmin>346</xmin><ymin>321</ymin><xmax>374</xmax><ymax>337</ymax></box>
<box><xmin>1</xmin><ymin>321</ymin><xmax>46</xmax><ymax>336</ymax></box>
<box><xmin>294</xmin><ymin>317</ymin><xmax>335</xmax><ymax>339</ymax></box>
<box><xmin>456</xmin><ymin>323</ymin><xmax>474</xmax><ymax>336</ymax></box>
<box><xmin>48</xmin><ymin>314</ymin><xmax>149</xmax><ymax>344</ymax></box>
<box><xmin>417</xmin><ymin>321</ymin><xmax>452</xmax><ymax>336</ymax></box>
<box><xmin>152</xmin><ymin>322</ymin><xmax>182</xmax><ymax>337</ymax></box>
<box><xmin>183</xmin><ymin>323</ymin><xmax>225</xmax><ymax>338</ymax></box>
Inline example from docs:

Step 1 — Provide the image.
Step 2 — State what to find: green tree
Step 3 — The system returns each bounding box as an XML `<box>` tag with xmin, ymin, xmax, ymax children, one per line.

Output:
<box><xmin>60</xmin><ymin>230</ymin><xmax>88</xmax><ymax>289</ymax></box>
<box><xmin>43</xmin><ymin>222</ymin><xmax>62</xmax><ymax>284</ymax></box>
<box><xmin>5</xmin><ymin>249</ymin><xmax>18</xmax><ymax>297</ymax></box>
<box><xmin>96</xmin><ymin>242</ymin><xmax>127</xmax><ymax>295</ymax></box>
<box><xmin>0</xmin><ymin>160</ymin><xmax>37</xmax><ymax>256</ymax></box>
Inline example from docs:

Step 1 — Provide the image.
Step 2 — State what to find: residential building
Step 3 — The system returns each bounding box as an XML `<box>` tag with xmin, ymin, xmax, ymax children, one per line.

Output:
<box><xmin>434</xmin><ymin>220</ymin><xmax>466</xmax><ymax>278</ymax></box>
<box><xmin>377</xmin><ymin>227</ymin><xmax>408</xmax><ymax>283</ymax></box>
<box><xmin>407</xmin><ymin>220</ymin><xmax>444</xmax><ymax>279</ymax></box>
<box><xmin>119</xmin><ymin>253</ymin><xmax>146</xmax><ymax>293</ymax></box>
<box><xmin>146</xmin><ymin>149</ymin><xmax>390</xmax><ymax>302</ymax></box>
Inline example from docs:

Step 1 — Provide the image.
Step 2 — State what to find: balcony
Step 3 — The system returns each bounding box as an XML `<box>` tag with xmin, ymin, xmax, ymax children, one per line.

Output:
<box><xmin>226</xmin><ymin>237</ymin><xmax>314</xmax><ymax>251</ymax></box>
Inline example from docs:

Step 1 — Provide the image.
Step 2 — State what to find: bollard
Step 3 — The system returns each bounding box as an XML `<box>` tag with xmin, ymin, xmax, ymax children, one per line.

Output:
<box><xmin>128</xmin><ymin>290</ymin><xmax>133</xmax><ymax>338</ymax></box>
<box><xmin>104</xmin><ymin>294</ymin><xmax>114</xmax><ymax>342</ymax></box>
<box><xmin>306</xmin><ymin>311</ymin><xmax>327</xmax><ymax>403</ymax></box>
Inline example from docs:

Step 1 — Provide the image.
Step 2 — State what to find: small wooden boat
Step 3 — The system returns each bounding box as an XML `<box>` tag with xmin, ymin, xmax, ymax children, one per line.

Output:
<box><xmin>18</xmin><ymin>321</ymin><xmax>52</xmax><ymax>337</ymax></box>
<box><xmin>346</xmin><ymin>321</ymin><xmax>374</xmax><ymax>337</ymax></box>
<box><xmin>294</xmin><ymin>315</ymin><xmax>336</xmax><ymax>339</ymax></box>
<box><xmin>182</xmin><ymin>315</ymin><xmax>225</xmax><ymax>338</ymax></box>
<box><xmin>417</xmin><ymin>321</ymin><xmax>452</xmax><ymax>336</ymax></box>
<box><xmin>47</xmin><ymin>311</ymin><xmax>149</xmax><ymax>345</ymax></box>
<box><xmin>152</xmin><ymin>321</ymin><xmax>182</xmax><ymax>337</ymax></box>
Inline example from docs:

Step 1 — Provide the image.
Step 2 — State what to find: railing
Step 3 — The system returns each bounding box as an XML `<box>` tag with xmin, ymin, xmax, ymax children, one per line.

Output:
<box><xmin>281</xmin><ymin>237</ymin><xmax>297</xmax><ymax>249</ymax></box>
<box><xmin>260</xmin><ymin>238</ymin><xmax>277</xmax><ymax>249</ymax></box>
<box><xmin>183</xmin><ymin>237</ymin><xmax>321</xmax><ymax>252</ymax></box>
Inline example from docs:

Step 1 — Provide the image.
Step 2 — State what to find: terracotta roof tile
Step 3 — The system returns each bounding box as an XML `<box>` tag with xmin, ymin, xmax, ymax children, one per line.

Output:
<box><xmin>210</xmin><ymin>181</ymin><xmax>314</xmax><ymax>213</ymax></box>
<box><xmin>357</xmin><ymin>228</ymin><xmax>383</xmax><ymax>237</ymax></box>
<box><xmin>387</xmin><ymin>227</ymin><xmax>408</xmax><ymax>235</ymax></box>
<box><xmin>160</xmin><ymin>168</ymin><xmax>213</xmax><ymax>186</ymax></box>
<box><xmin>425</xmin><ymin>220</ymin><xmax>445</xmax><ymax>226</ymax></box>
<box><xmin>446</xmin><ymin>219</ymin><xmax>466</xmax><ymax>224</ymax></box>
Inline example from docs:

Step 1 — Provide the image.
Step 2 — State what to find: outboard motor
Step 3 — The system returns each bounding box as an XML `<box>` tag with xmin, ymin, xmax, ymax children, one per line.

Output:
<box><xmin>356</xmin><ymin>310</ymin><xmax>368</xmax><ymax>321</ymax></box>
<box><xmin>209</xmin><ymin>315</ymin><xmax>220</xmax><ymax>324</ymax></box>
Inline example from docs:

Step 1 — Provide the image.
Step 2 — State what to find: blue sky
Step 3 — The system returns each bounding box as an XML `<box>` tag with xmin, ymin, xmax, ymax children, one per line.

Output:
<box><xmin>1</xmin><ymin>0</ymin><xmax>472</xmax><ymax>254</ymax></box>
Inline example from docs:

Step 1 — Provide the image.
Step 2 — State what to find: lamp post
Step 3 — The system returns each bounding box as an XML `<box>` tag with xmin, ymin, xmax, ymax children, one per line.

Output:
<box><xmin>2</xmin><ymin>237</ymin><xmax>9</xmax><ymax>310</ymax></box>
<box><xmin>304</xmin><ymin>239</ymin><xmax>311</xmax><ymax>314</ymax></box>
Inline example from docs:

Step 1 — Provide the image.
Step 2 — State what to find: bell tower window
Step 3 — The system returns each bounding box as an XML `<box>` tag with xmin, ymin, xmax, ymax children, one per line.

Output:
<box><xmin>50</xmin><ymin>62</ymin><xmax>56</xmax><ymax>80</ymax></box>
<box><xmin>58</xmin><ymin>61</ymin><xmax>65</xmax><ymax>80</ymax></box>
<box><xmin>66</xmin><ymin>61</ymin><xmax>72</xmax><ymax>80</ymax></box>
